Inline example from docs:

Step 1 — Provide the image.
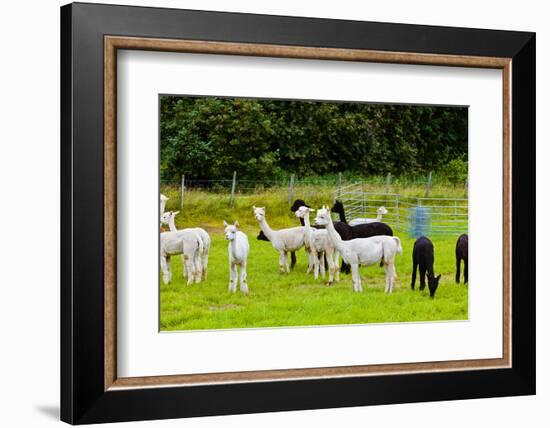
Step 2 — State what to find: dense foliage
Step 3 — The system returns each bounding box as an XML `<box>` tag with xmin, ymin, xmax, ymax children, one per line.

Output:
<box><xmin>160</xmin><ymin>96</ymin><xmax>468</xmax><ymax>181</ymax></box>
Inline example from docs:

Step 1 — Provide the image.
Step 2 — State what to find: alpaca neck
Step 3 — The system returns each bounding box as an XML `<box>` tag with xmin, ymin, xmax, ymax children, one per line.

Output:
<box><xmin>302</xmin><ymin>213</ymin><xmax>312</xmax><ymax>242</ymax></box>
<box><xmin>229</xmin><ymin>237</ymin><xmax>238</xmax><ymax>254</ymax></box>
<box><xmin>258</xmin><ymin>217</ymin><xmax>276</xmax><ymax>241</ymax></box>
<box><xmin>376</xmin><ymin>213</ymin><xmax>382</xmax><ymax>222</ymax></box>
<box><xmin>325</xmin><ymin>216</ymin><xmax>343</xmax><ymax>248</ymax></box>
<box><xmin>168</xmin><ymin>217</ymin><xmax>177</xmax><ymax>232</ymax></box>
<box><xmin>337</xmin><ymin>207</ymin><xmax>347</xmax><ymax>224</ymax></box>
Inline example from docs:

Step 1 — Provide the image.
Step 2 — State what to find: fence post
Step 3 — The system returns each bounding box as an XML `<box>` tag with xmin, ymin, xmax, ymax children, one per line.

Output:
<box><xmin>385</xmin><ymin>172</ymin><xmax>392</xmax><ymax>204</ymax></box>
<box><xmin>425</xmin><ymin>171</ymin><xmax>432</xmax><ymax>197</ymax></box>
<box><xmin>463</xmin><ymin>177</ymin><xmax>468</xmax><ymax>197</ymax></box>
<box><xmin>395</xmin><ymin>193</ymin><xmax>399</xmax><ymax>230</ymax></box>
<box><xmin>229</xmin><ymin>171</ymin><xmax>237</xmax><ymax>208</ymax></box>
<box><xmin>288</xmin><ymin>174</ymin><xmax>295</xmax><ymax>205</ymax></box>
<box><xmin>180</xmin><ymin>175</ymin><xmax>185</xmax><ymax>209</ymax></box>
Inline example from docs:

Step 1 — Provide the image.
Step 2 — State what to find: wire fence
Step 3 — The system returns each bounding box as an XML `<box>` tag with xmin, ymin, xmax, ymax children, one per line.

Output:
<box><xmin>335</xmin><ymin>182</ymin><xmax>468</xmax><ymax>237</ymax></box>
<box><xmin>161</xmin><ymin>172</ymin><xmax>468</xmax><ymax>237</ymax></box>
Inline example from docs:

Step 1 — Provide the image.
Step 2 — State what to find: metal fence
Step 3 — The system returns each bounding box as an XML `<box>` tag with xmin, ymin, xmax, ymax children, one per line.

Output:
<box><xmin>334</xmin><ymin>182</ymin><xmax>468</xmax><ymax>237</ymax></box>
<box><xmin>161</xmin><ymin>173</ymin><xmax>468</xmax><ymax>238</ymax></box>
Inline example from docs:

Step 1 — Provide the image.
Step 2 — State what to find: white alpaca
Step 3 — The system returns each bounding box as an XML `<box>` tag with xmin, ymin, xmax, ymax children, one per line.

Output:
<box><xmin>349</xmin><ymin>206</ymin><xmax>388</xmax><ymax>226</ymax></box>
<box><xmin>223</xmin><ymin>221</ymin><xmax>250</xmax><ymax>294</ymax></box>
<box><xmin>160</xmin><ymin>228</ymin><xmax>203</xmax><ymax>285</ymax></box>
<box><xmin>160</xmin><ymin>210</ymin><xmax>211</xmax><ymax>280</ymax></box>
<box><xmin>315</xmin><ymin>206</ymin><xmax>402</xmax><ymax>293</ymax></box>
<box><xmin>253</xmin><ymin>206</ymin><xmax>305</xmax><ymax>273</ymax></box>
<box><xmin>160</xmin><ymin>194</ymin><xmax>169</xmax><ymax>219</ymax></box>
<box><xmin>294</xmin><ymin>206</ymin><xmax>339</xmax><ymax>284</ymax></box>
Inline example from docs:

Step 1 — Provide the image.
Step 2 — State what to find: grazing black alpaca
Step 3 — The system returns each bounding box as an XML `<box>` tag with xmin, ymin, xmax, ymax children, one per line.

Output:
<box><xmin>411</xmin><ymin>236</ymin><xmax>441</xmax><ymax>298</ymax></box>
<box><xmin>455</xmin><ymin>234</ymin><xmax>468</xmax><ymax>284</ymax></box>
<box><xmin>330</xmin><ymin>200</ymin><xmax>394</xmax><ymax>273</ymax></box>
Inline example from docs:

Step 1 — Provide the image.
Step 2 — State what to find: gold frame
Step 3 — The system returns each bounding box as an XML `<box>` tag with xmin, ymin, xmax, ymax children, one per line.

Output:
<box><xmin>104</xmin><ymin>36</ymin><xmax>512</xmax><ymax>391</ymax></box>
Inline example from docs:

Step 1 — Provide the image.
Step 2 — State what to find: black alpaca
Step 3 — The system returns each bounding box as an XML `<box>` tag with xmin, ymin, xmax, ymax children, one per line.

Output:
<box><xmin>411</xmin><ymin>236</ymin><xmax>441</xmax><ymax>298</ymax></box>
<box><xmin>330</xmin><ymin>200</ymin><xmax>394</xmax><ymax>273</ymax></box>
<box><xmin>455</xmin><ymin>234</ymin><xmax>468</xmax><ymax>284</ymax></box>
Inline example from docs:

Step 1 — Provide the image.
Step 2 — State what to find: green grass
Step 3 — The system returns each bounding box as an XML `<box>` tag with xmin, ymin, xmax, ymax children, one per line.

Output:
<box><xmin>160</xmin><ymin>225</ymin><xmax>468</xmax><ymax>331</ymax></box>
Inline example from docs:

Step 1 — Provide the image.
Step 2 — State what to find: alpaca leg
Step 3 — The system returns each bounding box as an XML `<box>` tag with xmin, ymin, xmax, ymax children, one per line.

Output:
<box><xmin>411</xmin><ymin>261</ymin><xmax>418</xmax><ymax>290</ymax></box>
<box><xmin>313</xmin><ymin>251</ymin><xmax>320</xmax><ymax>280</ymax></box>
<box><xmin>419</xmin><ymin>267</ymin><xmax>427</xmax><ymax>291</ymax></box>
<box><xmin>240</xmin><ymin>261</ymin><xmax>249</xmax><ymax>295</ymax></box>
<box><xmin>229</xmin><ymin>263</ymin><xmax>238</xmax><ymax>292</ymax></box>
<box><xmin>228</xmin><ymin>260</ymin><xmax>235</xmax><ymax>292</ymax></box>
<box><xmin>202</xmin><ymin>253</ymin><xmax>209</xmax><ymax>281</ymax></box>
<box><xmin>194</xmin><ymin>251</ymin><xmax>203</xmax><ymax>284</ymax></box>
<box><xmin>334</xmin><ymin>252</ymin><xmax>340</xmax><ymax>282</ymax></box>
<box><xmin>160</xmin><ymin>255</ymin><xmax>171</xmax><ymax>284</ymax></box>
<box><xmin>464</xmin><ymin>258</ymin><xmax>468</xmax><ymax>284</ymax></box>
<box><xmin>456</xmin><ymin>258</ymin><xmax>461</xmax><ymax>284</ymax></box>
<box><xmin>306</xmin><ymin>248</ymin><xmax>313</xmax><ymax>274</ymax></box>
<box><xmin>185</xmin><ymin>254</ymin><xmax>194</xmax><ymax>285</ymax></box>
<box><xmin>284</xmin><ymin>251</ymin><xmax>290</xmax><ymax>273</ymax></box>
<box><xmin>319</xmin><ymin>252</ymin><xmax>326</xmax><ymax>278</ymax></box>
<box><xmin>278</xmin><ymin>251</ymin><xmax>286</xmax><ymax>273</ymax></box>
<box><xmin>351</xmin><ymin>263</ymin><xmax>362</xmax><ymax>292</ymax></box>
<box><xmin>384</xmin><ymin>260</ymin><xmax>395</xmax><ymax>293</ymax></box>
<box><xmin>290</xmin><ymin>251</ymin><xmax>297</xmax><ymax>270</ymax></box>
<box><xmin>326</xmin><ymin>248</ymin><xmax>335</xmax><ymax>285</ymax></box>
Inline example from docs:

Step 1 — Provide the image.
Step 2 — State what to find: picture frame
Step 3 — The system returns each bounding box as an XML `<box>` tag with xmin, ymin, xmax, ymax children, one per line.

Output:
<box><xmin>60</xmin><ymin>2</ymin><xmax>535</xmax><ymax>424</ymax></box>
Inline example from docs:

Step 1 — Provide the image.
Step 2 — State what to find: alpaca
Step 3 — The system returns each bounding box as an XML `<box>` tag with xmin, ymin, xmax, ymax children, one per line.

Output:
<box><xmin>290</xmin><ymin>199</ymin><xmax>333</xmax><ymax>273</ymax></box>
<box><xmin>411</xmin><ymin>236</ymin><xmax>441</xmax><ymax>298</ymax></box>
<box><xmin>295</xmin><ymin>206</ymin><xmax>339</xmax><ymax>284</ymax></box>
<box><xmin>329</xmin><ymin>200</ymin><xmax>394</xmax><ymax>273</ymax></box>
<box><xmin>223</xmin><ymin>221</ymin><xmax>250</xmax><ymax>294</ymax></box>
<box><xmin>160</xmin><ymin>210</ymin><xmax>211</xmax><ymax>280</ymax></box>
<box><xmin>253</xmin><ymin>206</ymin><xmax>306</xmax><ymax>273</ymax></box>
<box><xmin>160</xmin><ymin>228</ymin><xmax>203</xmax><ymax>285</ymax></box>
<box><xmin>455</xmin><ymin>234</ymin><xmax>468</xmax><ymax>284</ymax></box>
<box><xmin>257</xmin><ymin>230</ymin><xmax>297</xmax><ymax>269</ymax></box>
<box><xmin>255</xmin><ymin>199</ymin><xmax>311</xmax><ymax>270</ymax></box>
<box><xmin>315</xmin><ymin>206</ymin><xmax>402</xmax><ymax>293</ymax></box>
<box><xmin>348</xmin><ymin>206</ymin><xmax>389</xmax><ymax>226</ymax></box>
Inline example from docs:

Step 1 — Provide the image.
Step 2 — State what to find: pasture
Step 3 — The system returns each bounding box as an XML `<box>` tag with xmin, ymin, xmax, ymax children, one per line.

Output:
<box><xmin>159</xmin><ymin>184</ymin><xmax>468</xmax><ymax>331</ymax></box>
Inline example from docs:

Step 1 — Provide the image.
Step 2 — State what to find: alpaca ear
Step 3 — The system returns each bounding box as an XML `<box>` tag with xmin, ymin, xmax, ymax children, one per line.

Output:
<box><xmin>252</xmin><ymin>205</ymin><xmax>256</xmax><ymax>210</ymax></box>
<box><xmin>234</xmin><ymin>221</ymin><xmax>239</xmax><ymax>228</ymax></box>
<box><xmin>223</xmin><ymin>220</ymin><xmax>229</xmax><ymax>227</ymax></box>
<box><xmin>173</xmin><ymin>211</ymin><xmax>180</xmax><ymax>216</ymax></box>
<box><xmin>308</xmin><ymin>208</ymin><xmax>314</xmax><ymax>212</ymax></box>
<box><xmin>436</xmin><ymin>274</ymin><xmax>442</xmax><ymax>281</ymax></box>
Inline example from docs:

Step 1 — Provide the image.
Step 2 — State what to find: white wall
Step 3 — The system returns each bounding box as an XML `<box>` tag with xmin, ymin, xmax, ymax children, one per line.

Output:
<box><xmin>0</xmin><ymin>0</ymin><xmax>545</xmax><ymax>427</ymax></box>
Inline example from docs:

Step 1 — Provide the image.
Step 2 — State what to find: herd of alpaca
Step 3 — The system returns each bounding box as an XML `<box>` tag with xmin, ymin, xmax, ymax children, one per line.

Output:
<box><xmin>159</xmin><ymin>194</ymin><xmax>468</xmax><ymax>297</ymax></box>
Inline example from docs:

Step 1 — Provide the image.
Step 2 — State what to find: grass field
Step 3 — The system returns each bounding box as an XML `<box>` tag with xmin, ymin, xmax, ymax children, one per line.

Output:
<box><xmin>160</xmin><ymin>185</ymin><xmax>468</xmax><ymax>331</ymax></box>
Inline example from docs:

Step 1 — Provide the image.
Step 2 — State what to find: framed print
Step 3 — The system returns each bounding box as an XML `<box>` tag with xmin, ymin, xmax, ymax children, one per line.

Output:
<box><xmin>60</xmin><ymin>2</ymin><xmax>535</xmax><ymax>424</ymax></box>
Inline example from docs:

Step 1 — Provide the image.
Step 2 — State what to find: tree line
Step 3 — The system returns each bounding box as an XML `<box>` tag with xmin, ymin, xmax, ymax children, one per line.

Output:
<box><xmin>160</xmin><ymin>96</ymin><xmax>468</xmax><ymax>182</ymax></box>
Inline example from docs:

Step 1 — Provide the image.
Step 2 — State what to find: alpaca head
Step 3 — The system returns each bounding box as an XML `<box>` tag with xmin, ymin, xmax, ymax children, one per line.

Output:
<box><xmin>314</xmin><ymin>206</ymin><xmax>331</xmax><ymax>226</ymax></box>
<box><xmin>253</xmin><ymin>206</ymin><xmax>266</xmax><ymax>222</ymax></box>
<box><xmin>223</xmin><ymin>220</ymin><xmax>240</xmax><ymax>241</ymax></box>
<box><xmin>160</xmin><ymin>210</ymin><xmax>179</xmax><ymax>226</ymax></box>
<box><xmin>295</xmin><ymin>205</ymin><xmax>314</xmax><ymax>219</ymax></box>
<box><xmin>428</xmin><ymin>274</ymin><xmax>442</xmax><ymax>298</ymax></box>
<box><xmin>331</xmin><ymin>200</ymin><xmax>344</xmax><ymax>214</ymax></box>
<box><xmin>290</xmin><ymin>199</ymin><xmax>308</xmax><ymax>213</ymax></box>
<box><xmin>377</xmin><ymin>206</ymin><xmax>388</xmax><ymax>215</ymax></box>
<box><xmin>160</xmin><ymin>194</ymin><xmax>169</xmax><ymax>203</ymax></box>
